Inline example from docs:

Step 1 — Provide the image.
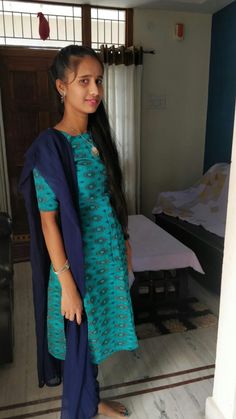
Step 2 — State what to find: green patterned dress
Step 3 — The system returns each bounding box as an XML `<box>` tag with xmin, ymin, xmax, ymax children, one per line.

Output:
<box><xmin>33</xmin><ymin>131</ymin><xmax>138</xmax><ymax>364</ymax></box>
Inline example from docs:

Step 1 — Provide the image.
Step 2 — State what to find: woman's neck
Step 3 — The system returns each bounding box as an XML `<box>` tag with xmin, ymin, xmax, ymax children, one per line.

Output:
<box><xmin>55</xmin><ymin>111</ymin><xmax>88</xmax><ymax>134</ymax></box>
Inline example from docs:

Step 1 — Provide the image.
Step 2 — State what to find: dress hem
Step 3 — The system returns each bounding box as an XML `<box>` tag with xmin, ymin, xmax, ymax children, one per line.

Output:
<box><xmin>92</xmin><ymin>343</ymin><xmax>139</xmax><ymax>365</ymax></box>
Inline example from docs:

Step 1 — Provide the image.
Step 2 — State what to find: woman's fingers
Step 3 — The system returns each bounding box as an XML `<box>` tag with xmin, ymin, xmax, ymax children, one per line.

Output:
<box><xmin>76</xmin><ymin>309</ymin><xmax>82</xmax><ymax>325</ymax></box>
<box><xmin>62</xmin><ymin>309</ymin><xmax>83</xmax><ymax>324</ymax></box>
<box><xmin>69</xmin><ymin>312</ymin><xmax>75</xmax><ymax>322</ymax></box>
<box><xmin>64</xmin><ymin>311</ymin><xmax>75</xmax><ymax>321</ymax></box>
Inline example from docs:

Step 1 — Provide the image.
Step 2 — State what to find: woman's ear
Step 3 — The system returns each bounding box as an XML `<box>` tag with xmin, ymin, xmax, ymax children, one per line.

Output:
<box><xmin>55</xmin><ymin>79</ymin><xmax>66</xmax><ymax>96</ymax></box>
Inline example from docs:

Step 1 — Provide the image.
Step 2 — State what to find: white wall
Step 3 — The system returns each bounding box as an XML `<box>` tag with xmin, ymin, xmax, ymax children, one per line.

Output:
<box><xmin>133</xmin><ymin>10</ymin><xmax>212</xmax><ymax>217</ymax></box>
<box><xmin>205</xmin><ymin>105</ymin><xmax>236</xmax><ymax>419</ymax></box>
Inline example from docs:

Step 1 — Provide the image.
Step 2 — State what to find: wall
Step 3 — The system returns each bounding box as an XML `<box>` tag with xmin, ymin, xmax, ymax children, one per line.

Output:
<box><xmin>205</xmin><ymin>105</ymin><xmax>236</xmax><ymax>419</ymax></box>
<box><xmin>133</xmin><ymin>10</ymin><xmax>212</xmax><ymax>217</ymax></box>
<box><xmin>204</xmin><ymin>1</ymin><xmax>236</xmax><ymax>172</ymax></box>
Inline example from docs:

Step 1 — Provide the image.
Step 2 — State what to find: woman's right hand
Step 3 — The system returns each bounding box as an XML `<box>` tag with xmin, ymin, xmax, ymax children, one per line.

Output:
<box><xmin>60</xmin><ymin>271</ymin><xmax>84</xmax><ymax>325</ymax></box>
<box><xmin>38</xmin><ymin>211</ymin><xmax>83</xmax><ymax>325</ymax></box>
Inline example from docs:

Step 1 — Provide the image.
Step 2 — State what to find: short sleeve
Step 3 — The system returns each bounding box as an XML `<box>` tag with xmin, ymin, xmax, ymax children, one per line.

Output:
<box><xmin>33</xmin><ymin>168</ymin><xmax>59</xmax><ymax>211</ymax></box>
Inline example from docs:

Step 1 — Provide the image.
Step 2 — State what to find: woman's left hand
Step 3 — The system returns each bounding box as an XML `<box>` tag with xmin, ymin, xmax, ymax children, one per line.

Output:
<box><xmin>125</xmin><ymin>240</ymin><xmax>133</xmax><ymax>272</ymax></box>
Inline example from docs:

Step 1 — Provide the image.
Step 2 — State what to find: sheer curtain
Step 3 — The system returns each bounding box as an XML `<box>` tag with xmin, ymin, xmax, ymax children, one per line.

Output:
<box><xmin>102</xmin><ymin>47</ymin><xmax>143</xmax><ymax>214</ymax></box>
<box><xmin>0</xmin><ymin>89</ymin><xmax>11</xmax><ymax>215</ymax></box>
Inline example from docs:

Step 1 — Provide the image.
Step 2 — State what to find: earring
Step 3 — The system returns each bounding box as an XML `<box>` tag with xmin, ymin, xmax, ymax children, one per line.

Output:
<box><xmin>60</xmin><ymin>91</ymin><xmax>65</xmax><ymax>104</ymax></box>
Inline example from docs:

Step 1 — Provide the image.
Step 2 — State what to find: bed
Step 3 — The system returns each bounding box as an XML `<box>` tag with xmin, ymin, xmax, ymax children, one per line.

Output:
<box><xmin>128</xmin><ymin>214</ymin><xmax>203</xmax><ymax>323</ymax></box>
<box><xmin>152</xmin><ymin>163</ymin><xmax>229</xmax><ymax>294</ymax></box>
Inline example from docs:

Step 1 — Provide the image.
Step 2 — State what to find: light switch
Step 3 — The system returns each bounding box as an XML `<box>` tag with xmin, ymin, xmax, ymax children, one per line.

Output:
<box><xmin>146</xmin><ymin>94</ymin><xmax>167</xmax><ymax>110</ymax></box>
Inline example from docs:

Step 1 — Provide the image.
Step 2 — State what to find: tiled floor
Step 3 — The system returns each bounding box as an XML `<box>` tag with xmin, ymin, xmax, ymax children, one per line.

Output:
<box><xmin>0</xmin><ymin>263</ymin><xmax>219</xmax><ymax>418</ymax></box>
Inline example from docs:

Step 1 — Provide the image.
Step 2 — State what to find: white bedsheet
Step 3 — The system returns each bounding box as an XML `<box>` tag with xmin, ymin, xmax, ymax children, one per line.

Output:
<box><xmin>152</xmin><ymin>163</ymin><xmax>230</xmax><ymax>238</ymax></box>
<box><xmin>128</xmin><ymin>214</ymin><xmax>204</xmax><ymax>274</ymax></box>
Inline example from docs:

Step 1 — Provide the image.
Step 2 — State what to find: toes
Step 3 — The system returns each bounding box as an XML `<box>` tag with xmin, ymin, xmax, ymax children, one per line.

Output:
<box><xmin>116</xmin><ymin>403</ymin><xmax>129</xmax><ymax>416</ymax></box>
<box><xmin>113</xmin><ymin>401</ymin><xmax>127</xmax><ymax>410</ymax></box>
<box><xmin>99</xmin><ymin>400</ymin><xmax>130</xmax><ymax>418</ymax></box>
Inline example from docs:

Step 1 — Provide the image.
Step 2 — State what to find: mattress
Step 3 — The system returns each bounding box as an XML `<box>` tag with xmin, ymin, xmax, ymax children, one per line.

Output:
<box><xmin>128</xmin><ymin>214</ymin><xmax>204</xmax><ymax>274</ymax></box>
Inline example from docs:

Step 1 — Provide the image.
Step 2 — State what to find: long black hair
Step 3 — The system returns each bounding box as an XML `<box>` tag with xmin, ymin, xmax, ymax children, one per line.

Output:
<box><xmin>49</xmin><ymin>44</ymin><xmax>129</xmax><ymax>238</ymax></box>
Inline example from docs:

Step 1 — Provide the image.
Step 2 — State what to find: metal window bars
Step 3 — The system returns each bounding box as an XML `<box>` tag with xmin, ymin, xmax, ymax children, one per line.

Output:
<box><xmin>0</xmin><ymin>1</ymin><xmax>82</xmax><ymax>47</ymax></box>
<box><xmin>91</xmin><ymin>8</ymin><xmax>126</xmax><ymax>50</ymax></box>
<box><xmin>0</xmin><ymin>1</ymin><xmax>126</xmax><ymax>49</ymax></box>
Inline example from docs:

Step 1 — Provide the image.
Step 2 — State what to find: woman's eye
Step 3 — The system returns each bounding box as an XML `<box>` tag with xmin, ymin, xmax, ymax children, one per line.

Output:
<box><xmin>97</xmin><ymin>79</ymin><xmax>103</xmax><ymax>85</ymax></box>
<box><xmin>79</xmin><ymin>79</ymin><xmax>89</xmax><ymax>85</ymax></box>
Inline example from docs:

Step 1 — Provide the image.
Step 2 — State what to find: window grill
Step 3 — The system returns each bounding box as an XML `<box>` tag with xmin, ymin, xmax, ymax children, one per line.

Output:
<box><xmin>91</xmin><ymin>7</ymin><xmax>126</xmax><ymax>50</ymax></box>
<box><xmin>0</xmin><ymin>2</ymin><xmax>128</xmax><ymax>49</ymax></box>
<box><xmin>0</xmin><ymin>1</ymin><xmax>82</xmax><ymax>47</ymax></box>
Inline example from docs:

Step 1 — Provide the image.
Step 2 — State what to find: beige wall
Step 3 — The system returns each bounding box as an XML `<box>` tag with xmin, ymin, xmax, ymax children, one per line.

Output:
<box><xmin>133</xmin><ymin>9</ymin><xmax>212</xmax><ymax>218</ymax></box>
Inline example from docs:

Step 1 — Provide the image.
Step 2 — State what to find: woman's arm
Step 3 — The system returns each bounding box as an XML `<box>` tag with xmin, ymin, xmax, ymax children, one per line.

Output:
<box><xmin>40</xmin><ymin>210</ymin><xmax>83</xmax><ymax>325</ymax></box>
<box><xmin>125</xmin><ymin>239</ymin><xmax>133</xmax><ymax>272</ymax></box>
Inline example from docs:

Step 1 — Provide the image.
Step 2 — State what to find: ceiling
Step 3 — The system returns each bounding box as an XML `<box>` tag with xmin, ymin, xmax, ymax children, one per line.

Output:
<box><xmin>44</xmin><ymin>0</ymin><xmax>235</xmax><ymax>14</ymax></box>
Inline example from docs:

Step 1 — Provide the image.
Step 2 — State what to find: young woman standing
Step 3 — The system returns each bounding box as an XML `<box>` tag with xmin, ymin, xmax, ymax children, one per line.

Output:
<box><xmin>20</xmin><ymin>45</ymin><xmax>138</xmax><ymax>419</ymax></box>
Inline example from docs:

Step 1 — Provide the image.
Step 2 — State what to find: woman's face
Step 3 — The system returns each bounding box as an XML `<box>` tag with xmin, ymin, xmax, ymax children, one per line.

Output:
<box><xmin>58</xmin><ymin>55</ymin><xmax>104</xmax><ymax>116</ymax></box>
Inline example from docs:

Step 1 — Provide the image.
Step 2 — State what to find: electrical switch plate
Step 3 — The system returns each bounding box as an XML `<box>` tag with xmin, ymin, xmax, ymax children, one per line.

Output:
<box><xmin>146</xmin><ymin>94</ymin><xmax>167</xmax><ymax>110</ymax></box>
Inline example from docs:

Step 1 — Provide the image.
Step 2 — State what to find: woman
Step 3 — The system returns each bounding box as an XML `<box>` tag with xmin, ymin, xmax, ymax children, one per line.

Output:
<box><xmin>19</xmin><ymin>45</ymin><xmax>138</xmax><ymax>419</ymax></box>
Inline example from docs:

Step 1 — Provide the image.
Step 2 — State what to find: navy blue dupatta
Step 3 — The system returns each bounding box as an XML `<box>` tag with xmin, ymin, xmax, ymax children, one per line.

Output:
<box><xmin>19</xmin><ymin>128</ymin><xmax>98</xmax><ymax>419</ymax></box>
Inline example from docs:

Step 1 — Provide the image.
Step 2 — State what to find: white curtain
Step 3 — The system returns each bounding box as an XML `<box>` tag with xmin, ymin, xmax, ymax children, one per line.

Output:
<box><xmin>0</xmin><ymin>89</ymin><xmax>11</xmax><ymax>215</ymax></box>
<box><xmin>103</xmin><ymin>63</ymin><xmax>142</xmax><ymax>214</ymax></box>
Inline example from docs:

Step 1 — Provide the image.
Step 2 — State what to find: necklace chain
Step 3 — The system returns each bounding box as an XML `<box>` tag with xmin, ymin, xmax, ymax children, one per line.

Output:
<box><xmin>68</xmin><ymin>127</ymin><xmax>99</xmax><ymax>157</ymax></box>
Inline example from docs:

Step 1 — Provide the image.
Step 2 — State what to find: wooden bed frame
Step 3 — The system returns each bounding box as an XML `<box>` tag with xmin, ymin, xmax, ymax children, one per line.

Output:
<box><xmin>155</xmin><ymin>213</ymin><xmax>224</xmax><ymax>295</ymax></box>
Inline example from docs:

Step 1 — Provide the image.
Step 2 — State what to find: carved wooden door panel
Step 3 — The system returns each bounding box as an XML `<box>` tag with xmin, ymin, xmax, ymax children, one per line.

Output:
<box><xmin>0</xmin><ymin>47</ymin><xmax>60</xmax><ymax>261</ymax></box>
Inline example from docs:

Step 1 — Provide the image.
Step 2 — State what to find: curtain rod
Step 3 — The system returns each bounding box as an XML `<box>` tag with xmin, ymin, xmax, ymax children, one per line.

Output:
<box><xmin>99</xmin><ymin>46</ymin><xmax>156</xmax><ymax>55</ymax></box>
<box><xmin>143</xmin><ymin>50</ymin><xmax>155</xmax><ymax>54</ymax></box>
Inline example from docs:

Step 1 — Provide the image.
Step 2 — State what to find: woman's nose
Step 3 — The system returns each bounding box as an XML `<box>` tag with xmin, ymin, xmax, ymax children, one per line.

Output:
<box><xmin>89</xmin><ymin>80</ymin><xmax>100</xmax><ymax>96</ymax></box>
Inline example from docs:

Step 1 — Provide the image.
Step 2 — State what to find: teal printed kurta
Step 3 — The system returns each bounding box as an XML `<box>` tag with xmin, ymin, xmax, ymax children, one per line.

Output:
<box><xmin>33</xmin><ymin>131</ymin><xmax>138</xmax><ymax>364</ymax></box>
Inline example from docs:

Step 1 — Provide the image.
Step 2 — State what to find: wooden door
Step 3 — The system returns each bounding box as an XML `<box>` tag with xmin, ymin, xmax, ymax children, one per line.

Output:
<box><xmin>0</xmin><ymin>47</ymin><xmax>60</xmax><ymax>261</ymax></box>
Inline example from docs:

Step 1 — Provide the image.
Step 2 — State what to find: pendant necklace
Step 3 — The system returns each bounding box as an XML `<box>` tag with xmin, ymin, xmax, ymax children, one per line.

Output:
<box><xmin>69</xmin><ymin>128</ymin><xmax>99</xmax><ymax>157</ymax></box>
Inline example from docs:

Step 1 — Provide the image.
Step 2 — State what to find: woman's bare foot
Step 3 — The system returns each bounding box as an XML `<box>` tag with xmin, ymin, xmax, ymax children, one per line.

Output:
<box><xmin>98</xmin><ymin>400</ymin><xmax>130</xmax><ymax>418</ymax></box>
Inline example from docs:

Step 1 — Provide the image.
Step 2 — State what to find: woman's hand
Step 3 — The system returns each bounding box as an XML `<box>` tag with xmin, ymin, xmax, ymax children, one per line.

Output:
<box><xmin>125</xmin><ymin>240</ymin><xmax>133</xmax><ymax>272</ymax></box>
<box><xmin>60</xmin><ymin>271</ymin><xmax>84</xmax><ymax>325</ymax></box>
<box><xmin>39</xmin><ymin>211</ymin><xmax>83</xmax><ymax>325</ymax></box>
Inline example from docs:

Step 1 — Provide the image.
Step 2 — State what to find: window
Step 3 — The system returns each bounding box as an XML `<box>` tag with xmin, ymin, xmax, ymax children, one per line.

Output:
<box><xmin>91</xmin><ymin>8</ymin><xmax>125</xmax><ymax>49</ymax></box>
<box><xmin>0</xmin><ymin>1</ymin><xmax>132</xmax><ymax>48</ymax></box>
<box><xmin>0</xmin><ymin>1</ymin><xmax>82</xmax><ymax>47</ymax></box>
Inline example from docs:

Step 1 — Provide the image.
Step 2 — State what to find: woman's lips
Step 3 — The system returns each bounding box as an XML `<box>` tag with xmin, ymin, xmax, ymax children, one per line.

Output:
<box><xmin>86</xmin><ymin>99</ymin><xmax>99</xmax><ymax>106</ymax></box>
